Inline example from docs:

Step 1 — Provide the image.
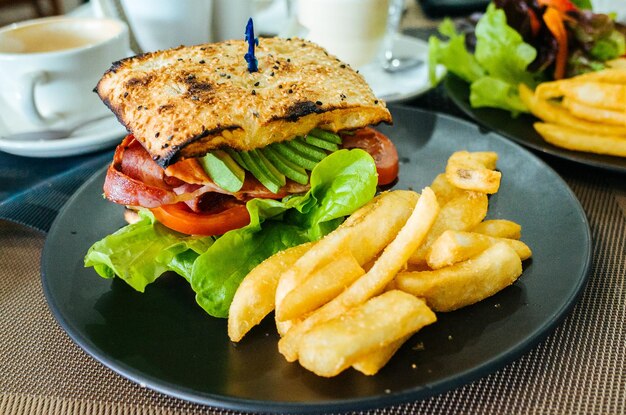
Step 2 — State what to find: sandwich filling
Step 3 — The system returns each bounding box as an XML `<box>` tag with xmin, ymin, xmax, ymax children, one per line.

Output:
<box><xmin>96</xmin><ymin>37</ymin><xmax>397</xmax><ymax>236</ymax></box>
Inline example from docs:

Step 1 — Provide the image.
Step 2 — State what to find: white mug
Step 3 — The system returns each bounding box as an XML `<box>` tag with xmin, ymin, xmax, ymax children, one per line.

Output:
<box><xmin>212</xmin><ymin>0</ymin><xmax>255</xmax><ymax>42</ymax></box>
<box><xmin>119</xmin><ymin>0</ymin><xmax>213</xmax><ymax>51</ymax></box>
<box><xmin>0</xmin><ymin>17</ymin><xmax>130</xmax><ymax>128</ymax></box>
<box><xmin>295</xmin><ymin>0</ymin><xmax>391</xmax><ymax>67</ymax></box>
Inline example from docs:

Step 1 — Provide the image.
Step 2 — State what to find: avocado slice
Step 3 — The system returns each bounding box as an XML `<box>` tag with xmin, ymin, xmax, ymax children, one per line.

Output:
<box><xmin>224</xmin><ymin>148</ymin><xmax>248</xmax><ymax>170</ymax></box>
<box><xmin>285</xmin><ymin>138</ymin><xmax>327</xmax><ymax>161</ymax></box>
<box><xmin>262</xmin><ymin>147</ymin><xmax>309</xmax><ymax>185</ymax></box>
<box><xmin>240</xmin><ymin>150</ymin><xmax>282</xmax><ymax>193</ymax></box>
<box><xmin>200</xmin><ymin>150</ymin><xmax>245</xmax><ymax>192</ymax></box>
<box><xmin>271</xmin><ymin>142</ymin><xmax>319</xmax><ymax>171</ymax></box>
<box><xmin>309</xmin><ymin>128</ymin><xmax>342</xmax><ymax>144</ymax></box>
<box><xmin>252</xmin><ymin>149</ymin><xmax>286</xmax><ymax>188</ymax></box>
<box><xmin>304</xmin><ymin>134</ymin><xmax>339</xmax><ymax>151</ymax></box>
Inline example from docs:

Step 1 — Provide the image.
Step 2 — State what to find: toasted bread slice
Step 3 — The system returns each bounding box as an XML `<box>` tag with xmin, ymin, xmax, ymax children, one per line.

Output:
<box><xmin>96</xmin><ymin>37</ymin><xmax>392</xmax><ymax>167</ymax></box>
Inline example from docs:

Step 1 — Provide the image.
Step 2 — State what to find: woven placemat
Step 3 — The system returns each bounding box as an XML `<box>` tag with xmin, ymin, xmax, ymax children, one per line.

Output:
<box><xmin>1</xmin><ymin>163</ymin><xmax>624</xmax><ymax>415</ymax></box>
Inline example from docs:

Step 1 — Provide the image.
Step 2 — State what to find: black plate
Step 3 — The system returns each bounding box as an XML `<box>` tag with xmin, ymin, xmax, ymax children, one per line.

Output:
<box><xmin>444</xmin><ymin>74</ymin><xmax>626</xmax><ymax>174</ymax></box>
<box><xmin>41</xmin><ymin>107</ymin><xmax>592</xmax><ymax>413</ymax></box>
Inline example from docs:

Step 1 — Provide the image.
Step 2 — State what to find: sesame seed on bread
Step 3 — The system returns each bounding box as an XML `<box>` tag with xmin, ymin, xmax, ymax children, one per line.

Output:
<box><xmin>96</xmin><ymin>37</ymin><xmax>392</xmax><ymax>168</ymax></box>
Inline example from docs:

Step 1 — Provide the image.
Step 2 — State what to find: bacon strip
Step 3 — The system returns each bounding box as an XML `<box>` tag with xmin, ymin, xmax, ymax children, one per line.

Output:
<box><xmin>104</xmin><ymin>135</ymin><xmax>309</xmax><ymax>209</ymax></box>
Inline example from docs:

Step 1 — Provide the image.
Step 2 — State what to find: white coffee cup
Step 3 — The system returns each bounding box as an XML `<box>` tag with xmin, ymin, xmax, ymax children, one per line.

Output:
<box><xmin>212</xmin><ymin>0</ymin><xmax>255</xmax><ymax>42</ymax></box>
<box><xmin>119</xmin><ymin>0</ymin><xmax>213</xmax><ymax>51</ymax></box>
<box><xmin>295</xmin><ymin>0</ymin><xmax>390</xmax><ymax>67</ymax></box>
<box><xmin>0</xmin><ymin>17</ymin><xmax>130</xmax><ymax>128</ymax></box>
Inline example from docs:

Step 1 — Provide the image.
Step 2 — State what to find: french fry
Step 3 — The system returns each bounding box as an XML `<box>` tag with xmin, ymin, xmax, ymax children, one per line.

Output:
<box><xmin>426</xmin><ymin>230</ymin><xmax>532</xmax><ymax>269</ymax></box>
<box><xmin>397</xmin><ymin>242</ymin><xmax>523</xmax><ymax>312</ymax></box>
<box><xmin>519</xmin><ymin>84</ymin><xmax>626</xmax><ymax>136</ymax></box>
<box><xmin>472</xmin><ymin>219</ymin><xmax>522</xmax><ymax>239</ymax></box>
<box><xmin>279</xmin><ymin>187</ymin><xmax>440</xmax><ymax>362</ymax></box>
<box><xmin>276</xmin><ymin>251</ymin><xmax>365</xmax><ymax>322</ymax></box>
<box><xmin>562</xmin><ymin>96</ymin><xmax>626</xmax><ymax>126</ymax></box>
<box><xmin>534</xmin><ymin>122</ymin><xmax>626</xmax><ymax>157</ymax></box>
<box><xmin>228</xmin><ymin>242</ymin><xmax>313</xmax><ymax>342</ymax></box>
<box><xmin>408</xmin><ymin>191</ymin><xmax>488</xmax><ymax>265</ymax></box>
<box><xmin>297</xmin><ymin>290</ymin><xmax>436</xmax><ymax>377</ymax></box>
<box><xmin>574</xmin><ymin>67</ymin><xmax>626</xmax><ymax>84</ymax></box>
<box><xmin>445</xmin><ymin>151</ymin><xmax>501</xmax><ymax>194</ymax></box>
<box><xmin>565</xmin><ymin>81</ymin><xmax>626</xmax><ymax>112</ymax></box>
<box><xmin>534</xmin><ymin>79</ymin><xmax>566</xmax><ymax>100</ymax></box>
<box><xmin>352</xmin><ymin>334</ymin><xmax>411</xmax><ymax>376</ymax></box>
<box><xmin>430</xmin><ymin>173</ymin><xmax>466</xmax><ymax>205</ymax></box>
<box><xmin>274</xmin><ymin>191</ymin><xmax>418</xmax><ymax>326</ymax></box>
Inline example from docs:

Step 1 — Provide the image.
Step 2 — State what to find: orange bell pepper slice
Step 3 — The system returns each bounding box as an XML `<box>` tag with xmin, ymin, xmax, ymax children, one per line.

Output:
<box><xmin>543</xmin><ymin>7</ymin><xmax>569</xmax><ymax>79</ymax></box>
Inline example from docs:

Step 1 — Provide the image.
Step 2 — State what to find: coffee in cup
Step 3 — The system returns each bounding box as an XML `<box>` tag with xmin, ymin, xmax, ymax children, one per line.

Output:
<box><xmin>0</xmin><ymin>17</ymin><xmax>130</xmax><ymax>129</ymax></box>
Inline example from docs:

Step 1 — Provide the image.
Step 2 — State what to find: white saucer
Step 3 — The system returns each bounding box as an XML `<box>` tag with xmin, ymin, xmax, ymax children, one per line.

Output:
<box><xmin>0</xmin><ymin>115</ymin><xmax>126</xmax><ymax>158</ymax></box>
<box><xmin>359</xmin><ymin>34</ymin><xmax>443</xmax><ymax>103</ymax></box>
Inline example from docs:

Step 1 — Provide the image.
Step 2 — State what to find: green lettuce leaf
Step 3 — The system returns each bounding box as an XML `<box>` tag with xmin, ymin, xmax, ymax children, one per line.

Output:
<box><xmin>428</xmin><ymin>18</ymin><xmax>486</xmax><ymax>84</ymax></box>
<box><xmin>572</xmin><ymin>0</ymin><xmax>592</xmax><ymax>9</ymax></box>
<box><xmin>84</xmin><ymin>210</ymin><xmax>213</xmax><ymax>291</ymax></box>
<box><xmin>190</xmin><ymin>222</ymin><xmax>310</xmax><ymax>318</ymax></box>
<box><xmin>84</xmin><ymin>148</ymin><xmax>378</xmax><ymax>318</ymax></box>
<box><xmin>590</xmin><ymin>30</ymin><xmax>626</xmax><ymax>61</ymax></box>
<box><xmin>428</xmin><ymin>4</ymin><xmax>541</xmax><ymax>114</ymax></box>
<box><xmin>470</xmin><ymin>76</ymin><xmax>529</xmax><ymax>115</ymax></box>
<box><xmin>190</xmin><ymin>149</ymin><xmax>377</xmax><ymax>317</ymax></box>
<box><xmin>474</xmin><ymin>4</ymin><xmax>537</xmax><ymax>87</ymax></box>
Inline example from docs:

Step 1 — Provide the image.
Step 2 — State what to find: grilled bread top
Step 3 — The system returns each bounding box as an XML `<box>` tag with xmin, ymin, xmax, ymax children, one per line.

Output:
<box><xmin>96</xmin><ymin>37</ymin><xmax>392</xmax><ymax>167</ymax></box>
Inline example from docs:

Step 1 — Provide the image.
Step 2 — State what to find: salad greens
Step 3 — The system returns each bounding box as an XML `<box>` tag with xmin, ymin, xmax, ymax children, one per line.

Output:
<box><xmin>429</xmin><ymin>0</ymin><xmax>626</xmax><ymax>114</ymax></box>
<box><xmin>85</xmin><ymin>148</ymin><xmax>378</xmax><ymax>318</ymax></box>
<box><xmin>430</xmin><ymin>4</ymin><xmax>541</xmax><ymax>114</ymax></box>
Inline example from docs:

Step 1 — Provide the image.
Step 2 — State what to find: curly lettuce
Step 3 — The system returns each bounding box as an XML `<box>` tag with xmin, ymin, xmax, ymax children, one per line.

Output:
<box><xmin>430</xmin><ymin>4</ymin><xmax>541</xmax><ymax>115</ymax></box>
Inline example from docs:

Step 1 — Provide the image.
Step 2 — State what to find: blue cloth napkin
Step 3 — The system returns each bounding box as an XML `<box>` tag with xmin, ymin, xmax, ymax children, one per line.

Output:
<box><xmin>0</xmin><ymin>150</ymin><xmax>113</xmax><ymax>232</ymax></box>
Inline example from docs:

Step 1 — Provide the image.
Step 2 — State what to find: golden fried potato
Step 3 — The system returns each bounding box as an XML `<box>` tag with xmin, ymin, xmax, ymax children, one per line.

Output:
<box><xmin>397</xmin><ymin>242</ymin><xmax>523</xmax><ymax>312</ymax></box>
<box><xmin>519</xmin><ymin>84</ymin><xmax>626</xmax><ymax>136</ymax></box>
<box><xmin>430</xmin><ymin>173</ymin><xmax>466</xmax><ymax>205</ymax></box>
<box><xmin>534</xmin><ymin>80</ymin><xmax>565</xmax><ymax>100</ymax></box>
<box><xmin>426</xmin><ymin>230</ymin><xmax>532</xmax><ymax>269</ymax></box>
<box><xmin>562</xmin><ymin>96</ymin><xmax>626</xmax><ymax>126</ymax></box>
<box><xmin>534</xmin><ymin>122</ymin><xmax>626</xmax><ymax>157</ymax></box>
<box><xmin>274</xmin><ymin>191</ymin><xmax>418</xmax><ymax>332</ymax></box>
<box><xmin>408</xmin><ymin>190</ymin><xmax>488</xmax><ymax>266</ymax></box>
<box><xmin>279</xmin><ymin>187</ymin><xmax>440</xmax><ymax>362</ymax></box>
<box><xmin>297</xmin><ymin>290</ymin><xmax>436</xmax><ymax>377</ymax></box>
<box><xmin>351</xmin><ymin>334</ymin><xmax>411</xmax><ymax>376</ymax></box>
<box><xmin>575</xmin><ymin>67</ymin><xmax>626</xmax><ymax>84</ymax></box>
<box><xmin>565</xmin><ymin>81</ymin><xmax>626</xmax><ymax>112</ymax></box>
<box><xmin>472</xmin><ymin>219</ymin><xmax>522</xmax><ymax>239</ymax></box>
<box><xmin>276</xmin><ymin>251</ymin><xmax>365</xmax><ymax>322</ymax></box>
<box><xmin>445</xmin><ymin>151</ymin><xmax>501</xmax><ymax>194</ymax></box>
<box><xmin>228</xmin><ymin>242</ymin><xmax>313</xmax><ymax>342</ymax></box>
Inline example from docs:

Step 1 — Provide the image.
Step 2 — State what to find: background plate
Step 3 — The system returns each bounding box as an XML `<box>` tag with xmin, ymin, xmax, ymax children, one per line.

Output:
<box><xmin>444</xmin><ymin>74</ymin><xmax>626</xmax><ymax>174</ymax></box>
<box><xmin>41</xmin><ymin>107</ymin><xmax>592</xmax><ymax>413</ymax></box>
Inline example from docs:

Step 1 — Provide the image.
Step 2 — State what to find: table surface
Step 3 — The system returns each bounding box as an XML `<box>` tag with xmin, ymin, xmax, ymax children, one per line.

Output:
<box><xmin>1</xmin><ymin>3</ymin><xmax>625</xmax><ymax>415</ymax></box>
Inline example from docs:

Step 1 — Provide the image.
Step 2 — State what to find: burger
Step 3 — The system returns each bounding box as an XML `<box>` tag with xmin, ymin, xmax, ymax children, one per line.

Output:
<box><xmin>85</xmin><ymin>36</ymin><xmax>399</xmax><ymax>317</ymax></box>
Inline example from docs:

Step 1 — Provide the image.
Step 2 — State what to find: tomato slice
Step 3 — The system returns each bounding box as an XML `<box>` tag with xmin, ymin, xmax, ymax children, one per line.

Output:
<box><xmin>151</xmin><ymin>202</ymin><xmax>250</xmax><ymax>236</ymax></box>
<box><xmin>341</xmin><ymin>127</ymin><xmax>399</xmax><ymax>186</ymax></box>
<box><xmin>150</xmin><ymin>127</ymin><xmax>398</xmax><ymax>236</ymax></box>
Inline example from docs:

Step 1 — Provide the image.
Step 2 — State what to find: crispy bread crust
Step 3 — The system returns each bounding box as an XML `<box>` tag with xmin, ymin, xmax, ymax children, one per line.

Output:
<box><xmin>96</xmin><ymin>37</ymin><xmax>392</xmax><ymax>167</ymax></box>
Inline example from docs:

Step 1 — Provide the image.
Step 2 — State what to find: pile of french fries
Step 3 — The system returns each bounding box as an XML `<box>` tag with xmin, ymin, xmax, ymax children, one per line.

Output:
<box><xmin>227</xmin><ymin>151</ymin><xmax>532</xmax><ymax>377</ymax></box>
<box><xmin>520</xmin><ymin>59</ymin><xmax>626</xmax><ymax>157</ymax></box>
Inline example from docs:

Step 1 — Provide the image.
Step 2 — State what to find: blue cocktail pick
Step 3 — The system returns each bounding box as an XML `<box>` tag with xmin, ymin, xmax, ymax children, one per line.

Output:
<box><xmin>244</xmin><ymin>18</ymin><xmax>259</xmax><ymax>73</ymax></box>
